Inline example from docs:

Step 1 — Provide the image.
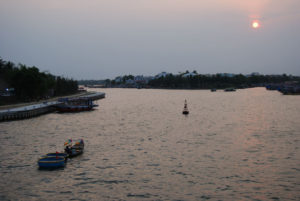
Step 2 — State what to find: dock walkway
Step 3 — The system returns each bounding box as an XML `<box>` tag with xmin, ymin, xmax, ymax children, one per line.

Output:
<box><xmin>0</xmin><ymin>92</ymin><xmax>105</xmax><ymax>122</ymax></box>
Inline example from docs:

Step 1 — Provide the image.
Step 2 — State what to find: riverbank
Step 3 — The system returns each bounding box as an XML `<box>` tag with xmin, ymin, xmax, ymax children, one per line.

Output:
<box><xmin>0</xmin><ymin>91</ymin><xmax>93</xmax><ymax>110</ymax></box>
<box><xmin>0</xmin><ymin>91</ymin><xmax>105</xmax><ymax>122</ymax></box>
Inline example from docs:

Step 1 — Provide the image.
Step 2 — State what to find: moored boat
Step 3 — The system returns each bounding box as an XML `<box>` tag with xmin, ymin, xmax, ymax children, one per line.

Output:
<box><xmin>46</xmin><ymin>152</ymin><xmax>68</xmax><ymax>160</ymax></box>
<box><xmin>38</xmin><ymin>156</ymin><xmax>65</xmax><ymax>168</ymax></box>
<box><xmin>72</xmin><ymin>139</ymin><xmax>84</xmax><ymax>149</ymax></box>
<box><xmin>64</xmin><ymin>139</ymin><xmax>84</xmax><ymax>157</ymax></box>
<box><xmin>224</xmin><ymin>88</ymin><xmax>236</xmax><ymax>92</ymax></box>
<box><xmin>68</xmin><ymin>148</ymin><xmax>84</xmax><ymax>157</ymax></box>
<box><xmin>56</xmin><ymin>97</ymin><xmax>98</xmax><ymax>112</ymax></box>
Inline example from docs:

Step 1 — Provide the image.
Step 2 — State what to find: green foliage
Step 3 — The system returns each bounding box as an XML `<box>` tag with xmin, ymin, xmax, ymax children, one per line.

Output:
<box><xmin>0</xmin><ymin>58</ymin><xmax>78</xmax><ymax>101</ymax></box>
<box><xmin>54</xmin><ymin>76</ymin><xmax>78</xmax><ymax>96</ymax></box>
<box><xmin>122</xmin><ymin>75</ymin><xmax>134</xmax><ymax>82</ymax></box>
<box><xmin>77</xmin><ymin>80</ymin><xmax>105</xmax><ymax>85</ymax></box>
<box><xmin>148</xmin><ymin>73</ymin><xmax>299</xmax><ymax>89</ymax></box>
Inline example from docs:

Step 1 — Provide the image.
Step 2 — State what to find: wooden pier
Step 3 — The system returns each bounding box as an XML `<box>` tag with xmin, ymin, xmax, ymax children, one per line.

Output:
<box><xmin>0</xmin><ymin>92</ymin><xmax>105</xmax><ymax>122</ymax></box>
<box><xmin>0</xmin><ymin>101</ymin><xmax>59</xmax><ymax>121</ymax></box>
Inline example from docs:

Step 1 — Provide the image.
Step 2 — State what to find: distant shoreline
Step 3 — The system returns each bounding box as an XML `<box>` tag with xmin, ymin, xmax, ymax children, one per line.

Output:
<box><xmin>86</xmin><ymin>85</ymin><xmax>255</xmax><ymax>90</ymax></box>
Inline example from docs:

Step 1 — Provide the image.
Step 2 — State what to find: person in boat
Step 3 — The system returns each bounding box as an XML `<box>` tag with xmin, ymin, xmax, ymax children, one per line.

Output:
<box><xmin>65</xmin><ymin>146</ymin><xmax>72</xmax><ymax>154</ymax></box>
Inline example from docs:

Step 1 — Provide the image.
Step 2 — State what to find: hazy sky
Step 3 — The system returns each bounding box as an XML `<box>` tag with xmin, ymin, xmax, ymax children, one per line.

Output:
<box><xmin>1</xmin><ymin>0</ymin><xmax>300</xmax><ymax>79</ymax></box>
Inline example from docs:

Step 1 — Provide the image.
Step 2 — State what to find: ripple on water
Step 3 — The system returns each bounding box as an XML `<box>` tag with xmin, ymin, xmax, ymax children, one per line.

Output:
<box><xmin>127</xmin><ymin>193</ymin><xmax>152</xmax><ymax>198</ymax></box>
<box><xmin>238</xmin><ymin>179</ymin><xmax>261</xmax><ymax>184</ymax></box>
<box><xmin>197</xmin><ymin>195</ymin><xmax>211</xmax><ymax>200</ymax></box>
<box><xmin>1</xmin><ymin>88</ymin><xmax>300</xmax><ymax>200</ymax></box>
<box><xmin>74</xmin><ymin>179</ymin><xmax>130</xmax><ymax>187</ymax></box>
<box><xmin>146</xmin><ymin>163</ymin><xmax>160</xmax><ymax>167</ymax></box>
<box><xmin>75</xmin><ymin>172</ymin><xmax>86</xmax><ymax>176</ymax></box>
<box><xmin>43</xmin><ymin>190</ymin><xmax>55</xmax><ymax>193</ymax></box>
<box><xmin>6</xmin><ymin>164</ymin><xmax>31</xmax><ymax>169</ymax></box>
<box><xmin>95</xmin><ymin>165</ymin><xmax>116</xmax><ymax>169</ymax></box>
<box><xmin>73</xmin><ymin>177</ymin><xmax>93</xmax><ymax>181</ymax></box>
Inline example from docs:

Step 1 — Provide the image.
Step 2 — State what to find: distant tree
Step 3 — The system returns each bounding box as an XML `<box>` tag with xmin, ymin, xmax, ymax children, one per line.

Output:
<box><xmin>0</xmin><ymin>58</ymin><xmax>78</xmax><ymax>101</ymax></box>
<box><xmin>146</xmin><ymin>72</ymin><xmax>299</xmax><ymax>89</ymax></box>
<box><xmin>105</xmin><ymin>79</ymin><xmax>111</xmax><ymax>85</ymax></box>
<box><xmin>122</xmin><ymin>75</ymin><xmax>134</xmax><ymax>83</ymax></box>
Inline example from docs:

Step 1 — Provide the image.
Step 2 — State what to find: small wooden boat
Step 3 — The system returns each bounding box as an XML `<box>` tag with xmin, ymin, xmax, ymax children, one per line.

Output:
<box><xmin>182</xmin><ymin>100</ymin><xmax>189</xmax><ymax>115</ymax></box>
<box><xmin>46</xmin><ymin>152</ymin><xmax>68</xmax><ymax>160</ymax></box>
<box><xmin>68</xmin><ymin>148</ymin><xmax>83</xmax><ymax>157</ymax></box>
<box><xmin>38</xmin><ymin>156</ymin><xmax>65</xmax><ymax>168</ymax></box>
<box><xmin>64</xmin><ymin>139</ymin><xmax>84</xmax><ymax>158</ymax></box>
<box><xmin>72</xmin><ymin>139</ymin><xmax>84</xmax><ymax>149</ymax></box>
<box><xmin>224</xmin><ymin>88</ymin><xmax>236</xmax><ymax>92</ymax></box>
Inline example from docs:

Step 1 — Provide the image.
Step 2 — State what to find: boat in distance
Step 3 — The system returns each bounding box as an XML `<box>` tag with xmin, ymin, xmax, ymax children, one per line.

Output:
<box><xmin>56</xmin><ymin>98</ymin><xmax>98</xmax><ymax>112</ymax></box>
<box><xmin>224</xmin><ymin>88</ymin><xmax>236</xmax><ymax>92</ymax></box>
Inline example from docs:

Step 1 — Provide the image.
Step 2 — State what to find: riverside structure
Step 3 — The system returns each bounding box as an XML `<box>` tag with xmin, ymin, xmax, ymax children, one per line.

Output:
<box><xmin>0</xmin><ymin>92</ymin><xmax>105</xmax><ymax>122</ymax></box>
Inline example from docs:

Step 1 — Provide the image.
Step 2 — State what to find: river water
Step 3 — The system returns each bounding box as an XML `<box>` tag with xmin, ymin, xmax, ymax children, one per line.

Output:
<box><xmin>0</xmin><ymin>88</ymin><xmax>299</xmax><ymax>201</ymax></box>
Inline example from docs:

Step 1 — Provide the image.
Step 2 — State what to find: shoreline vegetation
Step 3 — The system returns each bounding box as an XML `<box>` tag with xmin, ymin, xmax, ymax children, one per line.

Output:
<box><xmin>2</xmin><ymin>56</ymin><xmax>299</xmax><ymax>110</ymax></box>
<box><xmin>79</xmin><ymin>71</ymin><xmax>300</xmax><ymax>91</ymax></box>
<box><xmin>0</xmin><ymin>58</ymin><xmax>78</xmax><ymax>107</ymax></box>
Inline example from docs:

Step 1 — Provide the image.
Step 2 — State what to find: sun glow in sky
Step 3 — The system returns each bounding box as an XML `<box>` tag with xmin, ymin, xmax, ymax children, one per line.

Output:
<box><xmin>252</xmin><ymin>20</ymin><xmax>260</xmax><ymax>29</ymax></box>
<box><xmin>0</xmin><ymin>0</ymin><xmax>300</xmax><ymax>79</ymax></box>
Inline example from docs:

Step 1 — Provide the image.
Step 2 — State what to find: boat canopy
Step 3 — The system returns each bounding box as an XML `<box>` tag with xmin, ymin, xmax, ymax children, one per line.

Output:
<box><xmin>64</xmin><ymin>139</ymin><xmax>84</xmax><ymax>147</ymax></box>
<box><xmin>64</xmin><ymin>139</ymin><xmax>72</xmax><ymax>147</ymax></box>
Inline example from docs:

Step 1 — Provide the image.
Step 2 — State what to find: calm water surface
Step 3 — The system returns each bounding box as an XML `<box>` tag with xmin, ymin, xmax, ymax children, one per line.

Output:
<box><xmin>0</xmin><ymin>88</ymin><xmax>299</xmax><ymax>201</ymax></box>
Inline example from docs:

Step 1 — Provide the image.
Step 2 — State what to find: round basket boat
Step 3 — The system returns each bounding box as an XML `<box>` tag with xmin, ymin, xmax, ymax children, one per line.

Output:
<box><xmin>46</xmin><ymin>153</ymin><xmax>68</xmax><ymax>159</ymax></box>
<box><xmin>38</xmin><ymin>156</ymin><xmax>65</xmax><ymax>168</ymax></box>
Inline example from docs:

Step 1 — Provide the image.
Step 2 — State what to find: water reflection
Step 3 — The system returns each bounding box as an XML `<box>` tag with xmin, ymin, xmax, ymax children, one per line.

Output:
<box><xmin>0</xmin><ymin>88</ymin><xmax>299</xmax><ymax>200</ymax></box>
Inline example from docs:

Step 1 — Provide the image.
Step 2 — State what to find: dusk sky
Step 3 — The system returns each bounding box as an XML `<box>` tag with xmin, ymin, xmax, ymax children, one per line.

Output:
<box><xmin>1</xmin><ymin>0</ymin><xmax>300</xmax><ymax>79</ymax></box>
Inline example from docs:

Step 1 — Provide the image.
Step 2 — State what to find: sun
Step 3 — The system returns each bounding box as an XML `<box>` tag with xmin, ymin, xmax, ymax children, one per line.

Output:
<box><xmin>252</xmin><ymin>20</ymin><xmax>260</xmax><ymax>29</ymax></box>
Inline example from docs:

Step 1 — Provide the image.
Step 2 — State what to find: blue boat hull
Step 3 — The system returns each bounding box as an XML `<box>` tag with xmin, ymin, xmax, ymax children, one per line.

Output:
<box><xmin>46</xmin><ymin>153</ymin><xmax>68</xmax><ymax>159</ymax></box>
<box><xmin>68</xmin><ymin>149</ymin><xmax>83</xmax><ymax>157</ymax></box>
<box><xmin>38</xmin><ymin>156</ymin><xmax>65</xmax><ymax>168</ymax></box>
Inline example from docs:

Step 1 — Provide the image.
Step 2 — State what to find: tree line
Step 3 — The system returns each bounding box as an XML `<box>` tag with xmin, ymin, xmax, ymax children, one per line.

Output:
<box><xmin>148</xmin><ymin>72</ymin><xmax>300</xmax><ymax>89</ymax></box>
<box><xmin>0</xmin><ymin>58</ymin><xmax>78</xmax><ymax>102</ymax></box>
